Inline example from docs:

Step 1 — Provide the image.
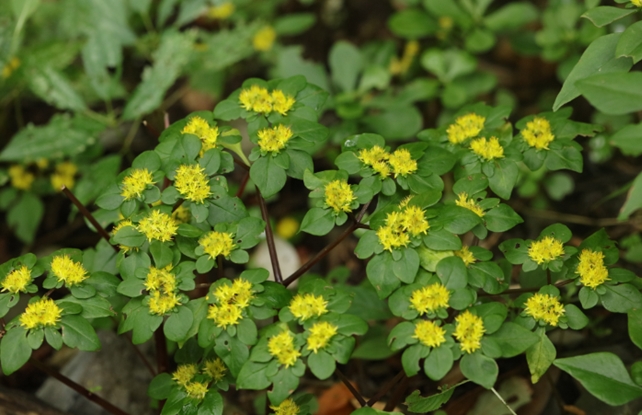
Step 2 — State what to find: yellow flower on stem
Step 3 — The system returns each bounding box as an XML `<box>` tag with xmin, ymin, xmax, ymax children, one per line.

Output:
<box><xmin>270</xmin><ymin>398</ymin><xmax>300</xmax><ymax>415</ymax></box>
<box><xmin>121</xmin><ymin>168</ymin><xmax>154</xmax><ymax>200</ymax></box>
<box><xmin>454</xmin><ymin>246</ymin><xmax>476</xmax><ymax>267</ymax></box>
<box><xmin>257</xmin><ymin>124</ymin><xmax>293</xmax><ymax>153</ymax></box>
<box><xmin>50</xmin><ymin>255</ymin><xmax>88</xmax><ymax>286</ymax></box>
<box><xmin>521</xmin><ymin>117</ymin><xmax>554</xmax><ymax>150</ymax></box>
<box><xmin>324</xmin><ymin>180</ymin><xmax>355</xmax><ymax>213</ymax></box>
<box><xmin>203</xmin><ymin>358</ymin><xmax>227</xmax><ymax>382</ymax></box>
<box><xmin>388</xmin><ymin>148</ymin><xmax>417</xmax><ymax>177</ymax></box>
<box><xmin>9</xmin><ymin>165</ymin><xmax>35</xmax><ymax>190</ymax></box>
<box><xmin>271</xmin><ymin>89</ymin><xmax>296</xmax><ymax>115</ymax></box>
<box><xmin>253</xmin><ymin>26</ymin><xmax>276</xmax><ymax>51</ymax></box>
<box><xmin>409</xmin><ymin>283</ymin><xmax>450</xmax><ymax>315</ymax></box>
<box><xmin>400</xmin><ymin>205</ymin><xmax>429</xmax><ymax>236</ymax></box>
<box><xmin>453</xmin><ymin>310</ymin><xmax>485</xmax><ymax>354</ymax></box>
<box><xmin>306</xmin><ymin>321</ymin><xmax>338</xmax><ymax>353</ymax></box>
<box><xmin>174</xmin><ymin>164</ymin><xmax>211</xmax><ymax>203</ymax></box>
<box><xmin>268</xmin><ymin>330</ymin><xmax>301</xmax><ymax>367</ymax></box>
<box><xmin>172</xmin><ymin>364</ymin><xmax>197</xmax><ymax>387</ymax></box>
<box><xmin>413</xmin><ymin>320</ymin><xmax>446</xmax><ymax>348</ymax></box>
<box><xmin>20</xmin><ymin>297</ymin><xmax>62</xmax><ymax>330</ymax></box>
<box><xmin>51</xmin><ymin>161</ymin><xmax>78</xmax><ymax>191</ymax></box>
<box><xmin>633</xmin><ymin>0</ymin><xmax>642</xmax><ymax>7</ymax></box>
<box><xmin>148</xmin><ymin>291</ymin><xmax>181</xmax><ymax>315</ymax></box>
<box><xmin>208</xmin><ymin>303</ymin><xmax>243</xmax><ymax>328</ymax></box>
<box><xmin>144</xmin><ymin>266</ymin><xmax>177</xmax><ymax>293</ymax></box>
<box><xmin>528</xmin><ymin>236</ymin><xmax>564</xmax><ymax>264</ymax></box>
<box><xmin>138</xmin><ymin>210</ymin><xmax>178</xmax><ymax>242</ymax></box>
<box><xmin>239</xmin><ymin>85</ymin><xmax>273</xmax><ymax>113</ymax></box>
<box><xmin>207</xmin><ymin>2</ymin><xmax>234</xmax><ymax>19</ymax></box>
<box><xmin>577</xmin><ymin>249</ymin><xmax>609</xmax><ymax>289</ymax></box>
<box><xmin>470</xmin><ymin>137</ymin><xmax>504</xmax><ymax>161</ymax></box>
<box><xmin>358</xmin><ymin>146</ymin><xmax>390</xmax><ymax>177</ymax></box>
<box><xmin>289</xmin><ymin>293</ymin><xmax>328</xmax><ymax>321</ymax></box>
<box><xmin>447</xmin><ymin>113</ymin><xmax>485</xmax><ymax>144</ymax></box>
<box><xmin>181</xmin><ymin>116</ymin><xmax>220</xmax><ymax>154</ymax></box>
<box><xmin>185</xmin><ymin>382</ymin><xmax>208</xmax><ymax>400</ymax></box>
<box><xmin>231</xmin><ymin>278</ymin><xmax>254</xmax><ymax>308</ymax></box>
<box><xmin>524</xmin><ymin>293</ymin><xmax>565</xmax><ymax>326</ymax></box>
<box><xmin>1</xmin><ymin>265</ymin><xmax>32</xmax><ymax>293</ymax></box>
<box><xmin>199</xmin><ymin>231</ymin><xmax>235</xmax><ymax>259</ymax></box>
<box><xmin>455</xmin><ymin>193</ymin><xmax>485</xmax><ymax>217</ymax></box>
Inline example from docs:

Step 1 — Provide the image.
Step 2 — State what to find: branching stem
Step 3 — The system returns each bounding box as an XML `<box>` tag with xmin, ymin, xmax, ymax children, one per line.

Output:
<box><xmin>256</xmin><ymin>189</ymin><xmax>282</xmax><ymax>283</ymax></box>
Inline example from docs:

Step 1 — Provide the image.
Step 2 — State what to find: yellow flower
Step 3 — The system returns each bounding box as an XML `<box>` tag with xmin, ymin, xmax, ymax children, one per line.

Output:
<box><xmin>577</xmin><ymin>249</ymin><xmax>609</xmax><ymax>289</ymax></box>
<box><xmin>172</xmin><ymin>205</ymin><xmax>191</xmax><ymax>224</ymax></box>
<box><xmin>148</xmin><ymin>290</ymin><xmax>181</xmax><ymax>315</ymax></box>
<box><xmin>172</xmin><ymin>364</ymin><xmax>197</xmax><ymax>387</ymax></box>
<box><xmin>50</xmin><ymin>255</ymin><xmax>88</xmax><ymax>286</ymax></box>
<box><xmin>521</xmin><ymin>117</ymin><xmax>554</xmax><ymax>150</ymax></box>
<box><xmin>289</xmin><ymin>293</ymin><xmax>328</xmax><ymax>321</ymax></box>
<box><xmin>203</xmin><ymin>358</ymin><xmax>227</xmax><ymax>382</ymax></box>
<box><xmin>524</xmin><ymin>293</ymin><xmax>565</xmax><ymax>326</ymax></box>
<box><xmin>8</xmin><ymin>165</ymin><xmax>35</xmax><ymax>190</ymax></box>
<box><xmin>306</xmin><ymin>321</ymin><xmax>338</xmax><ymax>353</ymax></box>
<box><xmin>257</xmin><ymin>124</ymin><xmax>293</xmax><ymax>153</ymax></box>
<box><xmin>409</xmin><ymin>283</ymin><xmax>450</xmax><ymax>315</ymax></box>
<box><xmin>470</xmin><ymin>137</ymin><xmax>504</xmax><ymax>161</ymax></box>
<box><xmin>232</xmin><ymin>278</ymin><xmax>254</xmax><ymax>308</ymax></box>
<box><xmin>137</xmin><ymin>210</ymin><xmax>178</xmax><ymax>242</ymax></box>
<box><xmin>271</xmin><ymin>398</ymin><xmax>300</xmax><ymax>415</ymax></box>
<box><xmin>268</xmin><ymin>330</ymin><xmax>301</xmax><ymax>367</ymax></box>
<box><xmin>144</xmin><ymin>266</ymin><xmax>176</xmax><ymax>292</ymax></box>
<box><xmin>199</xmin><ymin>231</ymin><xmax>235</xmax><ymax>259</ymax></box>
<box><xmin>388</xmin><ymin>148</ymin><xmax>417</xmax><ymax>177</ymax></box>
<box><xmin>400</xmin><ymin>205</ymin><xmax>429</xmax><ymax>236</ymax></box>
<box><xmin>413</xmin><ymin>320</ymin><xmax>446</xmax><ymax>348</ymax></box>
<box><xmin>454</xmin><ymin>246</ymin><xmax>476</xmax><ymax>267</ymax></box>
<box><xmin>19</xmin><ymin>297</ymin><xmax>62</xmax><ymax>330</ymax></box>
<box><xmin>207</xmin><ymin>2</ymin><xmax>235</xmax><ymax>19</ymax></box>
<box><xmin>208</xmin><ymin>303</ymin><xmax>243</xmax><ymax>328</ymax></box>
<box><xmin>121</xmin><ymin>168</ymin><xmax>154</xmax><ymax>200</ymax></box>
<box><xmin>377</xmin><ymin>205</ymin><xmax>429</xmax><ymax>252</ymax></box>
<box><xmin>324</xmin><ymin>180</ymin><xmax>355</xmax><ymax>213</ymax></box>
<box><xmin>528</xmin><ymin>236</ymin><xmax>564</xmax><ymax>264</ymax></box>
<box><xmin>389</xmin><ymin>40</ymin><xmax>420</xmax><ymax>75</ymax></box>
<box><xmin>185</xmin><ymin>382</ymin><xmax>208</xmax><ymax>400</ymax></box>
<box><xmin>51</xmin><ymin>161</ymin><xmax>78</xmax><ymax>191</ymax></box>
<box><xmin>253</xmin><ymin>26</ymin><xmax>276</xmax><ymax>51</ymax></box>
<box><xmin>239</xmin><ymin>85</ymin><xmax>273</xmax><ymax>113</ymax></box>
<box><xmin>453</xmin><ymin>310</ymin><xmax>485</xmax><ymax>354</ymax></box>
<box><xmin>633</xmin><ymin>0</ymin><xmax>642</xmax><ymax>7</ymax></box>
<box><xmin>271</xmin><ymin>89</ymin><xmax>296</xmax><ymax>116</ymax></box>
<box><xmin>2</xmin><ymin>57</ymin><xmax>20</xmax><ymax>79</ymax></box>
<box><xmin>455</xmin><ymin>193</ymin><xmax>485</xmax><ymax>217</ymax></box>
<box><xmin>182</xmin><ymin>116</ymin><xmax>220</xmax><ymax>154</ymax></box>
<box><xmin>276</xmin><ymin>217</ymin><xmax>299</xmax><ymax>239</ymax></box>
<box><xmin>174</xmin><ymin>164</ymin><xmax>211</xmax><ymax>203</ymax></box>
<box><xmin>447</xmin><ymin>113</ymin><xmax>485</xmax><ymax>144</ymax></box>
<box><xmin>1</xmin><ymin>265</ymin><xmax>32</xmax><ymax>293</ymax></box>
<box><xmin>358</xmin><ymin>146</ymin><xmax>390</xmax><ymax>177</ymax></box>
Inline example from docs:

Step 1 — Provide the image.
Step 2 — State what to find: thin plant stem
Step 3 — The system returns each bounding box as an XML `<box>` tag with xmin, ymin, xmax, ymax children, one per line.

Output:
<box><xmin>335</xmin><ymin>368</ymin><xmax>366</xmax><ymax>407</ymax></box>
<box><xmin>384</xmin><ymin>373</ymin><xmax>409</xmax><ymax>411</ymax></box>
<box><xmin>61</xmin><ymin>186</ymin><xmax>119</xmax><ymax>253</ymax></box>
<box><xmin>154</xmin><ymin>328</ymin><xmax>169</xmax><ymax>375</ymax></box>
<box><xmin>491</xmin><ymin>387</ymin><xmax>518</xmax><ymax>415</ymax></box>
<box><xmin>29</xmin><ymin>358</ymin><xmax>132</xmax><ymax>415</ymax></box>
<box><xmin>236</xmin><ymin>172</ymin><xmax>250</xmax><ymax>198</ymax></box>
<box><xmin>366</xmin><ymin>370</ymin><xmax>406</xmax><ymax>407</ymax></box>
<box><xmin>256</xmin><ymin>189</ymin><xmax>282</xmax><ymax>283</ymax></box>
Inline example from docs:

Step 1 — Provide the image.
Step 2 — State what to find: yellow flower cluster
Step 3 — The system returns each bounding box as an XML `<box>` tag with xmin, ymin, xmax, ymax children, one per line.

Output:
<box><xmin>1</xmin><ymin>265</ymin><xmax>32</xmax><ymax>293</ymax></box>
<box><xmin>306</xmin><ymin>321</ymin><xmax>338</xmax><ymax>353</ymax></box>
<box><xmin>453</xmin><ymin>310</ymin><xmax>485</xmax><ymax>354</ymax></box>
<box><xmin>199</xmin><ymin>231</ymin><xmax>235</xmax><ymax>259</ymax></box>
<box><xmin>413</xmin><ymin>320</ymin><xmax>446</xmax><ymax>348</ymax></box>
<box><xmin>455</xmin><ymin>193</ymin><xmax>485</xmax><ymax>217</ymax></box>
<box><xmin>389</xmin><ymin>40</ymin><xmax>420</xmax><ymax>75</ymax></box>
<box><xmin>173</xmin><ymin>205</ymin><xmax>191</xmax><ymax>224</ymax></box>
<box><xmin>239</xmin><ymin>85</ymin><xmax>295</xmax><ymax>115</ymax></box>
<box><xmin>377</xmin><ymin>205</ymin><xmax>429</xmax><ymax>251</ymax></box>
<box><xmin>257</xmin><ymin>124</ymin><xmax>294</xmax><ymax>153</ymax></box>
<box><xmin>357</xmin><ymin>146</ymin><xmax>417</xmax><ymax>178</ymax></box>
<box><xmin>51</xmin><ymin>255</ymin><xmax>88</xmax><ymax>286</ymax></box>
<box><xmin>172</xmin><ymin>364</ymin><xmax>198</xmax><ymax>387</ymax></box>
<box><xmin>470</xmin><ymin>137</ymin><xmax>504</xmax><ymax>161</ymax></box>
<box><xmin>120</xmin><ymin>168</ymin><xmax>154</xmax><ymax>200</ymax></box>
<box><xmin>324</xmin><ymin>180</ymin><xmax>356</xmax><ymax>213</ymax></box>
<box><xmin>182</xmin><ymin>116</ymin><xmax>220</xmax><ymax>154</ymax></box>
<box><xmin>174</xmin><ymin>164</ymin><xmax>211</xmax><ymax>203</ymax></box>
<box><xmin>521</xmin><ymin>117</ymin><xmax>554</xmax><ymax>150</ymax></box>
<box><xmin>138</xmin><ymin>210</ymin><xmax>178</xmax><ymax>242</ymax></box>
<box><xmin>289</xmin><ymin>293</ymin><xmax>328</xmax><ymax>321</ymax></box>
<box><xmin>409</xmin><ymin>283</ymin><xmax>450</xmax><ymax>315</ymax></box>
<box><xmin>528</xmin><ymin>236</ymin><xmax>564</xmax><ymax>264</ymax></box>
<box><xmin>271</xmin><ymin>398</ymin><xmax>300</xmax><ymax>415</ymax></box>
<box><xmin>185</xmin><ymin>382</ymin><xmax>208</xmax><ymax>400</ymax></box>
<box><xmin>268</xmin><ymin>330</ymin><xmax>301</xmax><ymax>367</ymax></box>
<box><xmin>577</xmin><ymin>249</ymin><xmax>609</xmax><ymax>289</ymax></box>
<box><xmin>20</xmin><ymin>297</ymin><xmax>62</xmax><ymax>330</ymax></box>
<box><xmin>51</xmin><ymin>161</ymin><xmax>78</xmax><ymax>191</ymax></box>
<box><xmin>145</xmin><ymin>266</ymin><xmax>181</xmax><ymax>315</ymax></box>
<box><xmin>633</xmin><ymin>0</ymin><xmax>642</xmax><ymax>7</ymax></box>
<box><xmin>9</xmin><ymin>165</ymin><xmax>35</xmax><ymax>190</ymax></box>
<box><xmin>454</xmin><ymin>246</ymin><xmax>476</xmax><ymax>267</ymax></box>
<box><xmin>203</xmin><ymin>358</ymin><xmax>227</xmax><ymax>382</ymax></box>
<box><xmin>207</xmin><ymin>2</ymin><xmax>234</xmax><ymax>19</ymax></box>
<box><xmin>524</xmin><ymin>293</ymin><xmax>565</xmax><ymax>326</ymax></box>
<box><xmin>447</xmin><ymin>113</ymin><xmax>485</xmax><ymax>145</ymax></box>
<box><xmin>207</xmin><ymin>278</ymin><xmax>253</xmax><ymax>328</ymax></box>
<box><xmin>253</xmin><ymin>26</ymin><xmax>277</xmax><ymax>51</ymax></box>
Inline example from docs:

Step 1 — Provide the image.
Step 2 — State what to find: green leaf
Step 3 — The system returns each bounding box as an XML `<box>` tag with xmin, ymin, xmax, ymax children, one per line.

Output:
<box><xmin>300</xmin><ymin>207</ymin><xmax>334</xmax><ymax>236</ymax></box>
<box><xmin>122</xmin><ymin>31</ymin><xmax>195</xmax><ymax>120</ymax></box>
<box><xmin>553</xmin><ymin>33</ymin><xmax>632</xmax><ymax>111</ymax></box>
<box><xmin>421</xmin><ymin>48</ymin><xmax>476</xmax><ymax>83</ymax></box>
<box><xmin>273</xmin><ymin>13</ymin><xmax>316</xmax><ymax>36</ymax></box>
<box><xmin>329</xmin><ymin>41</ymin><xmax>363</xmax><ymax>92</ymax></box>
<box><xmin>436</xmin><ymin>256</ymin><xmax>467</xmax><ymax>290</ymax></box>
<box><xmin>526</xmin><ymin>328</ymin><xmax>556</xmax><ymax>383</ymax></box>
<box><xmin>576</xmin><ymin>72</ymin><xmax>642</xmax><ymax>115</ymax></box>
<box><xmin>424</xmin><ymin>346</ymin><xmax>453</xmax><ymax>381</ymax></box>
<box><xmin>404</xmin><ymin>387</ymin><xmax>455</xmax><ymax>413</ymax></box>
<box><xmin>545</xmin><ymin>145</ymin><xmax>583</xmax><ymax>173</ymax></box>
<box><xmin>113</xmin><ymin>226</ymin><xmax>145</xmax><ymax>248</ymax></box>
<box><xmin>366</xmin><ymin>253</ymin><xmax>400</xmax><ymax>299</ymax></box>
<box><xmin>308</xmin><ymin>350</ymin><xmax>336</xmax><ymax>380</ymax></box>
<box><xmin>199</xmin><ymin>390</ymin><xmax>223</xmax><ymax>415</ymax></box>
<box><xmin>61</xmin><ymin>296</ymin><xmax>115</xmax><ymax>319</ymax></box>
<box><xmin>236</xmin><ymin>361</ymin><xmax>270</xmax><ymax>390</ymax></box>
<box><xmin>150</xmin><ymin>240</ymin><xmax>174</xmax><ymax>269</ymax></box>
<box><xmin>423</xmin><ymin>229</ymin><xmax>462</xmax><ymax>251</ymax></box>
<box><xmin>600</xmin><ymin>283</ymin><xmax>642</xmax><ymax>313</ymax></box>
<box><xmin>610</xmin><ymin>123</ymin><xmax>642</xmax><ymax>156</ymax></box>
<box><xmin>164</xmin><ymin>306</ymin><xmax>194</xmax><ymax>342</ymax></box>
<box><xmin>27</xmin><ymin>67</ymin><xmax>87</xmax><ymax>111</ymax></box>
<box><xmin>564</xmin><ymin>304</ymin><xmax>589</xmax><ymax>330</ymax></box>
<box><xmin>250</xmin><ymin>156</ymin><xmax>287</xmax><ymax>199</ymax></box>
<box><xmin>8</xmin><ymin>192</ymin><xmax>43</xmax><ymax>244</ymax></box>
<box><xmin>215</xmin><ymin>332</ymin><xmax>248</xmax><ymax>377</ymax></box>
<box><xmin>616</xmin><ymin>20</ymin><xmax>642</xmax><ymax>64</ymax></box>
<box><xmin>460</xmin><ymin>352</ymin><xmax>498</xmax><ymax>389</ymax></box>
<box><xmin>362</xmin><ymin>106</ymin><xmax>423</xmax><ymax>141</ymax></box>
<box><xmin>60</xmin><ymin>315</ymin><xmax>101</xmax><ymax>351</ymax></box>
<box><xmin>581</xmin><ymin>6</ymin><xmax>635</xmax><ymax>28</ymax></box>
<box><xmin>629</xmin><ymin>309</ymin><xmax>642</xmax><ymax>351</ymax></box>
<box><xmin>488</xmin><ymin>322</ymin><xmax>538</xmax><ymax>357</ymax></box>
<box><xmin>268</xmin><ymin>368</ymin><xmax>301</xmax><ymax>406</ymax></box>
<box><xmin>1</xmin><ymin>327</ymin><xmax>31</xmax><ymax>375</ymax></box>
<box><xmin>148</xmin><ymin>373</ymin><xmax>173</xmax><ymax>400</ymax></box>
<box><xmin>485</xmin><ymin>204</ymin><xmax>523</xmax><ymax>232</ymax></box>
<box><xmin>388</xmin><ymin>9</ymin><xmax>437</xmax><ymax>39</ymax></box>
<box><xmin>393</xmin><ymin>248</ymin><xmax>419</xmax><ymax>284</ymax></box>
<box><xmin>619</xmin><ymin>172</ymin><xmax>642</xmax><ymax>220</ymax></box>
<box><xmin>484</xmin><ymin>2</ymin><xmax>538</xmax><ymax>31</ymax></box>
<box><xmin>488</xmin><ymin>159</ymin><xmax>518</xmax><ymax>199</ymax></box>
<box><xmin>554</xmin><ymin>352</ymin><xmax>642</xmax><ymax>405</ymax></box>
